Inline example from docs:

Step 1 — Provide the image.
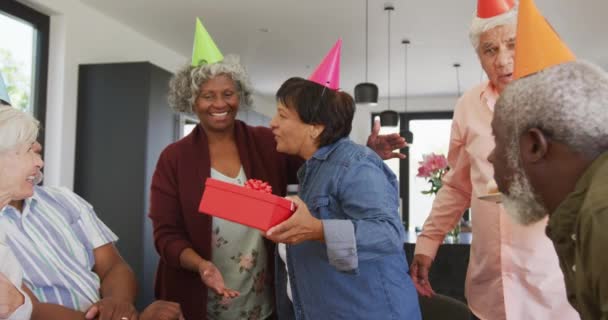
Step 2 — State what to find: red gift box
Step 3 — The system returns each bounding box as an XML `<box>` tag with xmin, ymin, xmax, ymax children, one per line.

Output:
<box><xmin>199</xmin><ymin>178</ymin><xmax>295</xmax><ymax>231</ymax></box>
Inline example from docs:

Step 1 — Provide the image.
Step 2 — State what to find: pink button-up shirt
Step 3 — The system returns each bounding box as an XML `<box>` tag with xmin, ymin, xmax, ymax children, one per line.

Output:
<box><xmin>414</xmin><ymin>82</ymin><xmax>579</xmax><ymax>320</ymax></box>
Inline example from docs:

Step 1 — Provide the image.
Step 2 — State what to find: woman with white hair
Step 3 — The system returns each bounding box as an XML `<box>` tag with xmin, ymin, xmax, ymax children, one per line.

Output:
<box><xmin>410</xmin><ymin>1</ymin><xmax>578</xmax><ymax>319</ymax></box>
<box><xmin>0</xmin><ymin>99</ymin><xmax>184</xmax><ymax>320</ymax></box>
<box><xmin>0</xmin><ymin>78</ymin><xmax>39</xmax><ymax>319</ymax></box>
<box><xmin>0</xmin><ymin>109</ymin><xmax>44</xmax><ymax>210</ymax></box>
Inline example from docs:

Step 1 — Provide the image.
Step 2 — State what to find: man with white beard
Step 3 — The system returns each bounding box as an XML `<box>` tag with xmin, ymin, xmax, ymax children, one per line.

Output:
<box><xmin>488</xmin><ymin>0</ymin><xmax>608</xmax><ymax>318</ymax></box>
<box><xmin>488</xmin><ymin>60</ymin><xmax>608</xmax><ymax>319</ymax></box>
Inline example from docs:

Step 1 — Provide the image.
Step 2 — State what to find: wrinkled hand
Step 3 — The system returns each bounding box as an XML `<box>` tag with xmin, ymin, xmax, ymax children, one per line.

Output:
<box><xmin>84</xmin><ymin>297</ymin><xmax>137</xmax><ymax>320</ymax></box>
<box><xmin>198</xmin><ymin>261</ymin><xmax>239</xmax><ymax>299</ymax></box>
<box><xmin>265</xmin><ymin>196</ymin><xmax>324</xmax><ymax>245</ymax></box>
<box><xmin>0</xmin><ymin>272</ymin><xmax>24</xmax><ymax>319</ymax></box>
<box><xmin>410</xmin><ymin>254</ymin><xmax>435</xmax><ymax>297</ymax></box>
<box><xmin>367</xmin><ymin>116</ymin><xmax>408</xmax><ymax>160</ymax></box>
<box><xmin>139</xmin><ymin>300</ymin><xmax>184</xmax><ymax>320</ymax></box>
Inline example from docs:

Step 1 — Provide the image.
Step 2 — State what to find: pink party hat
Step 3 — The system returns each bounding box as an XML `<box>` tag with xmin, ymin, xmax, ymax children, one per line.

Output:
<box><xmin>308</xmin><ymin>39</ymin><xmax>342</xmax><ymax>90</ymax></box>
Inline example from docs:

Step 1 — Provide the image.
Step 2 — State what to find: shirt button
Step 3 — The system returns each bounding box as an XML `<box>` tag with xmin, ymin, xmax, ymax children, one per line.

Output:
<box><xmin>572</xmin><ymin>265</ymin><xmax>576</xmax><ymax>272</ymax></box>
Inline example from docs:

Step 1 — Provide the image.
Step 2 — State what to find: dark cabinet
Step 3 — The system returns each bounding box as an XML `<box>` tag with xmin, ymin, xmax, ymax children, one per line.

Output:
<box><xmin>75</xmin><ymin>62</ymin><xmax>176</xmax><ymax>308</ymax></box>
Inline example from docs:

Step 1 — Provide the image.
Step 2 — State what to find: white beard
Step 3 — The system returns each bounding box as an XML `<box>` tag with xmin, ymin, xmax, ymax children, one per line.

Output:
<box><xmin>501</xmin><ymin>166</ymin><xmax>548</xmax><ymax>226</ymax></box>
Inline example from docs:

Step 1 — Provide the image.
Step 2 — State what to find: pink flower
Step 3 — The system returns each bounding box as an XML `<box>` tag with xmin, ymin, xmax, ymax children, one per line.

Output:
<box><xmin>416</xmin><ymin>164</ymin><xmax>432</xmax><ymax>178</ymax></box>
<box><xmin>417</xmin><ymin>153</ymin><xmax>448</xmax><ymax>195</ymax></box>
<box><xmin>219</xmin><ymin>296</ymin><xmax>233</xmax><ymax>306</ymax></box>
<box><xmin>430</xmin><ymin>154</ymin><xmax>448</xmax><ymax>171</ymax></box>
<box><xmin>425</xmin><ymin>153</ymin><xmax>446</xmax><ymax>171</ymax></box>
<box><xmin>417</xmin><ymin>153</ymin><xmax>448</xmax><ymax>176</ymax></box>
<box><xmin>239</xmin><ymin>254</ymin><xmax>254</xmax><ymax>270</ymax></box>
<box><xmin>437</xmin><ymin>154</ymin><xmax>448</xmax><ymax>169</ymax></box>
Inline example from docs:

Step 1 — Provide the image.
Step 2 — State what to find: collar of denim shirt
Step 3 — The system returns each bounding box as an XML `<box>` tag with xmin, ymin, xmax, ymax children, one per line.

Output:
<box><xmin>311</xmin><ymin>137</ymin><xmax>349</xmax><ymax>161</ymax></box>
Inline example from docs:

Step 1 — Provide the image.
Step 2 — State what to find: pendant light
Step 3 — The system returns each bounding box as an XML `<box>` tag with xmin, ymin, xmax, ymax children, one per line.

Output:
<box><xmin>401</xmin><ymin>39</ymin><xmax>414</xmax><ymax>144</ymax></box>
<box><xmin>379</xmin><ymin>3</ymin><xmax>399</xmax><ymax>127</ymax></box>
<box><xmin>453</xmin><ymin>63</ymin><xmax>462</xmax><ymax>96</ymax></box>
<box><xmin>354</xmin><ymin>0</ymin><xmax>378</xmax><ymax>105</ymax></box>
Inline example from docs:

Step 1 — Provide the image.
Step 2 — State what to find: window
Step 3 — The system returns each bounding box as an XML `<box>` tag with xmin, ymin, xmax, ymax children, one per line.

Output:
<box><xmin>0</xmin><ymin>0</ymin><xmax>49</xmax><ymax>143</ymax></box>
<box><xmin>406</xmin><ymin>116</ymin><xmax>453</xmax><ymax>232</ymax></box>
<box><xmin>372</xmin><ymin>117</ymin><xmax>401</xmax><ymax>218</ymax></box>
<box><xmin>371</xmin><ymin>113</ymin><xmax>405</xmax><ymax>221</ymax></box>
<box><xmin>372</xmin><ymin>112</ymin><xmax>455</xmax><ymax>230</ymax></box>
<box><xmin>178</xmin><ymin>114</ymin><xmax>199</xmax><ymax>138</ymax></box>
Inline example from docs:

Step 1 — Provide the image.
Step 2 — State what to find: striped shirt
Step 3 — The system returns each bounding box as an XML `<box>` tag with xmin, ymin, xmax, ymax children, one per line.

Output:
<box><xmin>0</xmin><ymin>242</ymin><xmax>33</xmax><ymax>320</ymax></box>
<box><xmin>0</xmin><ymin>186</ymin><xmax>118</xmax><ymax>312</ymax></box>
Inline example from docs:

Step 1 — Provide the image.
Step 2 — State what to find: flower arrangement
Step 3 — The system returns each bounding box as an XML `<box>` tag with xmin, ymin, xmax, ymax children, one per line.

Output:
<box><xmin>416</xmin><ymin>153</ymin><xmax>462</xmax><ymax>242</ymax></box>
<box><xmin>416</xmin><ymin>153</ymin><xmax>448</xmax><ymax>195</ymax></box>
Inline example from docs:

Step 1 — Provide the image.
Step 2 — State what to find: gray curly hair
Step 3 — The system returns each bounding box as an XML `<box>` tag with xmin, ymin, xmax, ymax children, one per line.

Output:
<box><xmin>495</xmin><ymin>61</ymin><xmax>608</xmax><ymax>163</ymax></box>
<box><xmin>469</xmin><ymin>5</ymin><xmax>518</xmax><ymax>50</ymax></box>
<box><xmin>168</xmin><ymin>54</ymin><xmax>253</xmax><ymax>113</ymax></box>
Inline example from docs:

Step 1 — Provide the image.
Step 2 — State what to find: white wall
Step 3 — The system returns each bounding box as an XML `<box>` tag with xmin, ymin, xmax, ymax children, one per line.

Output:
<box><xmin>21</xmin><ymin>0</ymin><xmax>187</xmax><ymax>189</ymax></box>
<box><xmin>20</xmin><ymin>0</ymin><xmax>457</xmax><ymax>187</ymax></box>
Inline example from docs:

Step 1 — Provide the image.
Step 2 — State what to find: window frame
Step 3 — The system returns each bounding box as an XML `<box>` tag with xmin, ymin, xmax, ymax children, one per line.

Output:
<box><xmin>0</xmin><ymin>0</ymin><xmax>49</xmax><ymax>145</ymax></box>
<box><xmin>372</xmin><ymin>111</ymin><xmax>454</xmax><ymax>229</ymax></box>
<box><xmin>175</xmin><ymin>113</ymin><xmax>199</xmax><ymax>140</ymax></box>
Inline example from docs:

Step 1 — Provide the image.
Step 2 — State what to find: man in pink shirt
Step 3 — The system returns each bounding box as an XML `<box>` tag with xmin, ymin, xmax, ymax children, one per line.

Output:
<box><xmin>410</xmin><ymin>1</ymin><xmax>578</xmax><ymax>319</ymax></box>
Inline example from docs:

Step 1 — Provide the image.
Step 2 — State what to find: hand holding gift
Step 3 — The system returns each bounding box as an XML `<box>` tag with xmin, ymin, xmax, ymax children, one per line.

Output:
<box><xmin>199</xmin><ymin>178</ymin><xmax>294</xmax><ymax>231</ymax></box>
<box><xmin>264</xmin><ymin>196</ymin><xmax>323</xmax><ymax>245</ymax></box>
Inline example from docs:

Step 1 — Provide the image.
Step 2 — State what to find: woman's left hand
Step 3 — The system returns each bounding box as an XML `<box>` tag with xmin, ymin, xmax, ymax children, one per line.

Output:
<box><xmin>265</xmin><ymin>196</ymin><xmax>324</xmax><ymax>245</ymax></box>
<box><xmin>366</xmin><ymin>116</ymin><xmax>408</xmax><ymax>160</ymax></box>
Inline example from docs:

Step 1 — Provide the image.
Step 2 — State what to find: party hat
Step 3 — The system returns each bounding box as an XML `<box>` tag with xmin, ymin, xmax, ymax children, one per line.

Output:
<box><xmin>477</xmin><ymin>0</ymin><xmax>516</xmax><ymax>18</ymax></box>
<box><xmin>513</xmin><ymin>0</ymin><xmax>575</xmax><ymax>79</ymax></box>
<box><xmin>0</xmin><ymin>72</ymin><xmax>11</xmax><ymax>106</ymax></box>
<box><xmin>308</xmin><ymin>39</ymin><xmax>342</xmax><ymax>90</ymax></box>
<box><xmin>191</xmin><ymin>18</ymin><xmax>224</xmax><ymax>66</ymax></box>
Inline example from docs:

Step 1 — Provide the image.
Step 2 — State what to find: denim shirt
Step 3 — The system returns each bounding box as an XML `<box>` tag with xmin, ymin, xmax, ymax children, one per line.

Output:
<box><xmin>275</xmin><ymin>138</ymin><xmax>421</xmax><ymax>320</ymax></box>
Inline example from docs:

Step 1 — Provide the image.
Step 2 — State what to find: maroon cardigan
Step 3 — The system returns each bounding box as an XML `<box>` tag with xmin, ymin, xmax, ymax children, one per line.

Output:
<box><xmin>149</xmin><ymin>121</ymin><xmax>301</xmax><ymax>319</ymax></box>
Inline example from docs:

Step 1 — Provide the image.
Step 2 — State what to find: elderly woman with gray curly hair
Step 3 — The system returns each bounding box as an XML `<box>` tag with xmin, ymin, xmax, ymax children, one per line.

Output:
<box><xmin>149</xmin><ymin>54</ymin><xmax>409</xmax><ymax>319</ymax></box>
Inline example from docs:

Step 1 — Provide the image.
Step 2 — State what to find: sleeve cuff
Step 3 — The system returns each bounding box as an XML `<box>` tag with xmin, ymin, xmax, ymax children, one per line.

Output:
<box><xmin>322</xmin><ymin>220</ymin><xmax>358</xmax><ymax>272</ymax></box>
<box><xmin>413</xmin><ymin>236</ymin><xmax>442</xmax><ymax>261</ymax></box>
<box><xmin>164</xmin><ymin>240</ymin><xmax>193</xmax><ymax>268</ymax></box>
<box><xmin>4</xmin><ymin>288</ymin><xmax>32</xmax><ymax>320</ymax></box>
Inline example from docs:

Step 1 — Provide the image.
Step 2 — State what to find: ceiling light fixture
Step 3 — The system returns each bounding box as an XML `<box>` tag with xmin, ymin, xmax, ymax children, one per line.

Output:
<box><xmin>379</xmin><ymin>3</ymin><xmax>399</xmax><ymax>127</ymax></box>
<box><xmin>354</xmin><ymin>0</ymin><xmax>379</xmax><ymax>105</ymax></box>
<box><xmin>401</xmin><ymin>39</ymin><xmax>414</xmax><ymax>143</ymax></box>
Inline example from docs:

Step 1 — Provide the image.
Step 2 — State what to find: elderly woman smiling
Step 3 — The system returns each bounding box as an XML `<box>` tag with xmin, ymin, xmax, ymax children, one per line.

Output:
<box><xmin>265</xmin><ymin>77</ymin><xmax>421</xmax><ymax>320</ymax></box>
<box><xmin>0</xmin><ymin>103</ymin><xmax>40</xmax><ymax>320</ymax></box>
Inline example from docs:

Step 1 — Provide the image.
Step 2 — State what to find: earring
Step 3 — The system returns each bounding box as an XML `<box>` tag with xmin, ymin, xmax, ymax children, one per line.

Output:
<box><xmin>309</xmin><ymin>126</ymin><xmax>317</xmax><ymax>139</ymax></box>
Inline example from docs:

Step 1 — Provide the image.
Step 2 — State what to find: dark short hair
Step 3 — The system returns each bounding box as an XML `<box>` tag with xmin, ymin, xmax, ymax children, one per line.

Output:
<box><xmin>275</xmin><ymin>77</ymin><xmax>355</xmax><ymax>147</ymax></box>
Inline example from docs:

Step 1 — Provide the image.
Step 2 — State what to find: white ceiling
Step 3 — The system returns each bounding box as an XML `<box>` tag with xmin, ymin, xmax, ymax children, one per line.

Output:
<box><xmin>80</xmin><ymin>0</ymin><xmax>608</xmax><ymax>98</ymax></box>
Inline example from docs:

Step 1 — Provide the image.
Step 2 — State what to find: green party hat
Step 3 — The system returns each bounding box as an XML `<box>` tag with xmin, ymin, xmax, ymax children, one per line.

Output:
<box><xmin>191</xmin><ymin>18</ymin><xmax>224</xmax><ymax>66</ymax></box>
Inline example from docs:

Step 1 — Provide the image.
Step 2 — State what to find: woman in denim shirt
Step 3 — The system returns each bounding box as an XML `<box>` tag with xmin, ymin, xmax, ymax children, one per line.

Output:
<box><xmin>266</xmin><ymin>77</ymin><xmax>421</xmax><ymax>320</ymax></box>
